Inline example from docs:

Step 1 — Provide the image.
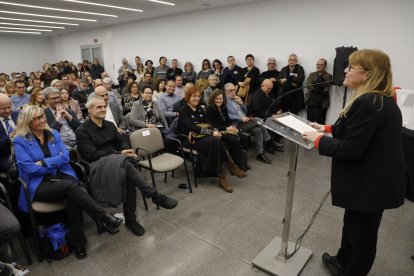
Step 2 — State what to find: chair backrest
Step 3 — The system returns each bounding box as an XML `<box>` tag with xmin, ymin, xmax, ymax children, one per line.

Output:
<box><xmin>130</xmin><ymin>128</ymin><xmax>164</xmax><ymax>156</ymax></box>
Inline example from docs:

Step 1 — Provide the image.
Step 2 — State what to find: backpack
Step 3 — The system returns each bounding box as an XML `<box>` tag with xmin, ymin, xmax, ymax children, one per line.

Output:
<box><xmin>38</xmin><ymin>223</ymin><xmax>71</xmax><ymax>262</ymax></box>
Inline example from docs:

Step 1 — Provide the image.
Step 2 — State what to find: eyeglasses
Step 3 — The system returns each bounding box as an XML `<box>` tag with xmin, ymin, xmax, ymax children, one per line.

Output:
<box><xmin>32</xmin><ymin>114</ymin><xmax>46</xmax><ymax>122</ymax></box>
<box><xmin>348</xmin><ymin>64</ymin><xmax>364</xmax><ymax>71</ymax></box>
<box><xmin>48</xmin><ymin>96</ymin><xmax>61</xmax><ymax>101</ymax></box>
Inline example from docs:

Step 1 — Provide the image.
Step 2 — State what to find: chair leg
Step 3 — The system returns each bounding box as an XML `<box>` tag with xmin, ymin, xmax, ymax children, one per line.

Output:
<box><xmin>17</xmin><ymin>233</ymin><xmax>33</xmax><ymax>265</ymax></box>
<box><xmin>183</xmin><ymin>159</ymin><xmax>192</xmax><ymax>193</ymax></box>
<box><xmin>141</xmin><ymin>191</ymin><xmax>148</xmax><ymax>211</ymax></box>
<box><xmin>171</xmin><ymin>170</ymin><xmax>175</xmax><ymax>178</ymax></box>
<box><xmin>27</xmin><ymin>209</ymin><xmax>42</xmax><ymax>262</ymax></box>
<box><xmin>191</xmin><ymin>157</ymin><xmax>198</xmax><ymax>188</ymax></box>
<box><xmin>150</xmin><ymin>172</ymin><xmax>159</xmax><ymax>210</ymax></box>
<box><xmin>164</xmin><ymin>172</ymin><xmax>167</xmax><ymax>183</ymax></box>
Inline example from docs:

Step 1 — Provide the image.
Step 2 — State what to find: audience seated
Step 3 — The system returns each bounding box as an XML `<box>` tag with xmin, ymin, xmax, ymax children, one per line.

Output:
<box><xmin>0</xmin><ymin>203</ymin><xmax>20</xmax><ymax>251</ymax></box>
<box><xmin>72</xmin><ymin>78</ymin><xmax>93</xmax><ymax>119</ymax></box>
<box><xmin>212</xmin><ymin>59</ymin><xmax>224</xmax><ymax>88</ymax></box>
<box><xmin>130</xmin><ymin>86</ymin><xmax>167</xmax><ymax>131</ymax></box>
<box><xmin>60</xmin><ymin>87</ymin><xmax>83</xmax><ymax>121</ymax></box>
<box><xmin>152</xmin><ymin>79</ymin><xmax>166</xmax><ymax>102</ymax></box>
<box><xmin>144</xmin><ymin>60</ymin><xmax>155</xmax><ymax>78</ymax></box>
<box><xmin>10</xmin><ymin>80</ymin><xmax>30</xmax><ymax>111</ymax></box>
<box><xmin>27</xmin><ymin>88</ymin><xmax>47</xmax><ymax>109</ymax></box>
<box><xmin>182</xmin><ymin>62</ymin><xmax>196</xmax><ymax>85</ymax></box>
<box><xmin>202</xmin><ymin>74</ymin><xmax>219</xmax><ymax>105</ymax></box>
<box><xmin>158</xmin><ymin>79</ymin><xmax>181</xmax><ymax>125</ymax></box>
<box><xmin>139</xmin><ymin>72</ymin><xmax>154</xmax><ymax>92</ymax></box>
<box><xmin>122</xmin><ymin>82</ymin><xmax>141</xmax><ymax>115</ymax></box>
<box><xmin>12</xmin><ymin>105</ymin><xmax>123</xmax><ymax>260</ymax></box>
<box><xmin>0</xmin><ymin>94</ymin><xmax>18</xmax><ymax>174</ymax></box>
<box><xmin>153</xmin><ymin>56</ymin><xmax>170</xmax><ymax>81</ymax></box>
<box><xmin>166</xmin><ymin>58</ymin><xmax>183</xmax><ymax>81</ymax></box>
<box><xmin>224</xmin><ymin>83</ymin><xmax>274</xmax><ymax>164</ymax></box>
<box><xmin>75</xmin><ymin>96</ymin><xmax>178</xmax><ymax>236</ymax></box>
<box><xmin>90</xmin><ymin>58</ymin><xmax>105</xmax><ymax>80</ymax></box>
<box><xmin>178</xmin><ymin>86</ymin><xmax>246</xmax><ymax>193</ymax></box>
<box><xmin>206</xmin><ymin>90</ymin><xmax>245</xmax><ymax>170</ymax></box>
<box><xmin>196</xmin><ymin>59</ymin><xmax>213</xmax><ymax>81</ymax></box>
<box><xmin>43</xmin><ymin>87</ymin><xmax>80</xmax><ymax>148</ymax></box>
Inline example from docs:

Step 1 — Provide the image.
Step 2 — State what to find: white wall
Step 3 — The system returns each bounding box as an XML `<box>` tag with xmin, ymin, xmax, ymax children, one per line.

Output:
<box><xmin>0</xmin><ymin>35</ymin><xmax>52</xmax><ymax>74</ymax></box>
<box><xmin>2</xmin><ymin>0</ymin><xmax>413</xmax><ymax>123</ymax></box>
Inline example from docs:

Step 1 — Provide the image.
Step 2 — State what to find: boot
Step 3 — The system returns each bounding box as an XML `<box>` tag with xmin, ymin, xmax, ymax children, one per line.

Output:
<box><xmin>225</xmin><ymin>151</ymin><xmax>247</xmax><ymax>178</ymax></box>
<box><xmin>218</xmin><ymin>167</ymin><xmax>233</xmax><ymax>193</ymax></box>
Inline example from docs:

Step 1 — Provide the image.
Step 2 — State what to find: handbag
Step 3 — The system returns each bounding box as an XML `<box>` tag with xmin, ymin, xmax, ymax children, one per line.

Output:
<box><xmin>7</xmin><ymin>145</ymin><xmax>18</xmax><ymax>183</ymax></box>
<box><xmin>237</xmin><ymin>77</ymin><xmax>251</xmax><ymax>98</ymax></box>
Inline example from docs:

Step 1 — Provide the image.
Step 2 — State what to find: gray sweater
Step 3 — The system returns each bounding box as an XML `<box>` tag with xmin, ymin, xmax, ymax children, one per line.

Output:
<box><xmin>130</xmin><ymin>100</ymin><xmax>168</xmax><ymax>130</ymax></box>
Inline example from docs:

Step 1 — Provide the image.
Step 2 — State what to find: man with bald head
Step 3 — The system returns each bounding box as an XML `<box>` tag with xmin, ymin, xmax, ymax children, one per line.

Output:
<box><xmin>278</xmin><ymin>54</ymin><xmax>306</xmax><ymax>115</ymax></box>
<box><xmin>93</xmin><ymin>86</ymin><xmax>126</xmax><ymax>133</ymax></box>
<box><xmin>0</xmin><ymin>94</ymin><xmax>18</xmax><ymax>173</ymax></box>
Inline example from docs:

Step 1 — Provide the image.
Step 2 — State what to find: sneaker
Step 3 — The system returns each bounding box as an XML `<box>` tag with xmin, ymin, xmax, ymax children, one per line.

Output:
<box><xmin>152</xmin><ymin>194</ymin><xmax>178</xmax><ymax>209</ymax></box>
<box><xmin>125</xmin><ymin>221</ymin><xmax>145</xmax><ymax>236</ymax></box>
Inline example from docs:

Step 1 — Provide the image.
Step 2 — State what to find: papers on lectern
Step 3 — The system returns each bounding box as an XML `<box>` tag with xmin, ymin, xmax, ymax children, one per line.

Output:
<box><xmin>273</xmin><ymin>114</ymin><xmax>317</xmax><ymax>134</ymax></box>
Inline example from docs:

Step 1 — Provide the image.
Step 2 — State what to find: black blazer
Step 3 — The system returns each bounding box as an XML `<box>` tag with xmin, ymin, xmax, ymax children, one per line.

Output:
<box><xmin>319</xmin><ymin>93</ymin><xmax>407</xmax><ymax>213</ymax></box>
<box><xmin>0</xmin><ymin>111</ymin><xmax>18</xmax><ymax>158</ymax></box>
<box><xmin>206</xmin><ymin>105</ymin><xmax>231</xmax><ymax>131</ymax></box>
<box><xmin>44</xmin><ymin>107</ymin><xmax>81</xmax><ymax>132</ymax></box>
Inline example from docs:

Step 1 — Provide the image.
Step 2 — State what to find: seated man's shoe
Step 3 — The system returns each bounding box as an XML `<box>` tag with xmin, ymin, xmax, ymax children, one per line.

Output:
<box><xmin>322</xmin><ymin>252</ymin><xmax>344</xmax><ymax>276</ymax></box>
<box><xmin>256</xmin><ymin>154</ymin><xmax>272</xmax><ymax>164</ymax></box>
<box><xmin>265</xmin><ymin>141</ymin><xmax>276</xmax><ymax>154</ymax></box>
<box><xmin>99</xmin><ymin>213</ymin><xmax>123</xmax><ymax>234</ymax></box>
<box><xmin>74</xmin><ymin>247</ymin><xmax>87</xmax><ymax>260</ymax></box>
<box><xmin>152</xmin><ymin>194</ymin><xmax>178</xmax><ymax>209</ymax></box>
<box><xmin>125</xmin><ymin>221</ymin><xmax>145</xmax><ymax>236</ymax></box>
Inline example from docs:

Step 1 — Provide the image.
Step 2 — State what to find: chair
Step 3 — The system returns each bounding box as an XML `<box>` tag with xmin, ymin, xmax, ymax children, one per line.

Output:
<box><xmin>0</xmin><ymin>181</ymin><xmax>32</xmax><ymax>265</ymax></box>
<box><xmin>130</xmin><ymin>128</ymin><xmax>192</xmax><ymax>197</ymax></box>
<box><xmin>178</xmin><ymin>134</ymin><xmax>199</xmax><ymax>189</ymax></box>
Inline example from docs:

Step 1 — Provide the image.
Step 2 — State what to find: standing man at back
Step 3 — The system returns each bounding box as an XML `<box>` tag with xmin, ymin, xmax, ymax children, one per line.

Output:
<box><xmin>306</xmin><ymin>58</ymin><xmax>332</xmax><ymax>124</ymax></box>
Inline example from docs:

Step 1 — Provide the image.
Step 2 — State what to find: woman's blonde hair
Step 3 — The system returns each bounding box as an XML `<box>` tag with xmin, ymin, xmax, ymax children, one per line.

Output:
<box><xmin>341</xmin><ymin>49</ymin><xmax>393</xmax><ymax>117</ymax></box>
<box><xmin>12</xmin><ymin>105</ymin><xmax>54</xmax><ymax>142</ymax></box>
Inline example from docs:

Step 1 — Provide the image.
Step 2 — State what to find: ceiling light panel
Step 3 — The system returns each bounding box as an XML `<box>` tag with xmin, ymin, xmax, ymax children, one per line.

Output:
<box><xmin>63</xmin><ymin>0</ymin><xmax>143</xmax><ymax>12</ymax></box>
<box><xmin>147</xmin><ymin>0</ymin><xmax>175</xmax><ymax>6</ymax></box>
<box><xmin>0</xmin><ymin>22</ymin><xmax>65</xmax><ymax>29</ymax></box>
<box><xmin>0</xmin><ymin>1</ymin><xmax>117</xmax><ymax>17</ymax></box>
<box><xmin>0</xmin><ymin>11</ymin><xmax>97</xmax><ymax>21</ymax></box>
<box><xmin>0</xmin><ymin>29</ymin><xmax>40</xmax><ymax>34</ymax></box>
<box><xmin>0</xmin><ymin>16</ymin><xmax>79</xmax><ymax>25</ymax></box>
<box><xmin>0</xmin><ymin>25</ymin><xmax>52</xmax><ymax>31</ymax></box>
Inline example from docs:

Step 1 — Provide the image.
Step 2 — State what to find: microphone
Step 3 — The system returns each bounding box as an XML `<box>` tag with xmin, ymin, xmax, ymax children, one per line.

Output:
<box><xmin>261</xmin><ymin>80</ymin><xmax>334</xmax><ymax>122</ymax></box>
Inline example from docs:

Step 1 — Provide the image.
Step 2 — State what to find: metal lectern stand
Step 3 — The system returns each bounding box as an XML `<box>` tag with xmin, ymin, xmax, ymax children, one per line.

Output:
<box><xmin>253</xmin><ymin>113</ymin><xmax>314</xmax><ymax>276</ymax></box>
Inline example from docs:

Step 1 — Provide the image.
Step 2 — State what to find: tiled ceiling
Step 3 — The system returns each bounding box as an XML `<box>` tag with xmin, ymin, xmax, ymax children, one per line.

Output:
<box><xmin>0</xmin><ymin>0</ymin><xmax>262</xmax><ymax>36</ymax></box>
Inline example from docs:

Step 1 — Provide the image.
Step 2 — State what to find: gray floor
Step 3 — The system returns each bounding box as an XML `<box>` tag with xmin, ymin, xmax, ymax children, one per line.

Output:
<box><xmin>25</xmin><ymin>143</ymin><xmax>414</xmax><ymax>276</ymax></box>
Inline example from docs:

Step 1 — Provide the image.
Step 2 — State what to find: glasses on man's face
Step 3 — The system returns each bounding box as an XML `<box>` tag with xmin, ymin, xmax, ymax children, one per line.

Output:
<box><xmin>48</xmin><ymin>96</ymin><xmax>60</xmax><ymax>101</ymax></box>
<box><xmin>33</xmin><ymin>114</ymin><xmax>46</xmax><ymax>122</ymax></box>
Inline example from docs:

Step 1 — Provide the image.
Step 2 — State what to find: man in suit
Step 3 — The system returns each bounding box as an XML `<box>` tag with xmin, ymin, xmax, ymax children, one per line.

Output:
<box><xmin>0</xmin><ymin>94</ymin><xmax>18</xmax><ymax>173</ymax></box>
<box><xmin>43</xmin><ymin>87</ymin><xmax>81</xmax><ymax>148</ymax></box>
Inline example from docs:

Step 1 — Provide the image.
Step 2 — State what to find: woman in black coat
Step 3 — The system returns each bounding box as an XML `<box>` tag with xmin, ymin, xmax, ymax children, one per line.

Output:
<box><xmin>206</xmin><ymin>89</ymin><xmax>244</xmax><ymax>170</ymax></box>
<box><xmin>303</xmin><ymin>49</ymin><xmax>407</xmax><ymax>276</ymax></box>
<box><xmin>178</xmin><ymin>86</ymin><xmax>246</xmax><ymax>193</ymax></box>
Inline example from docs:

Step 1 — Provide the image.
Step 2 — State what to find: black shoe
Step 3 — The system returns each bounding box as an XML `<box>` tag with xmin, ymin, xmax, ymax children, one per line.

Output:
<box><xmin>274</xmin><ymin>146</ymin><xmax>284</xmax><ymax>152</ymax></box>
<box><xmin>99</xmin><ymin>213</ymin><xmax>123</xmax><ymax>234</ymax></box>
<box><xmin>152</xmin><ymin>194</ymin><xmax>178</xmax><ymax>209</ymax></box>
<box><xmin>256</xmin><ymin>154</ymin><xmax>272</xmax><ymax>164</ymax></box>
<box><xmin>75</xmin><ymin>247</ymin><xmax>87</xmax><ymax>260</ymax></box>
<box><xmin>125</xmin><ymin>221</ymin><xmax>145</xmax><ymax>236</ymax></box>
<box><xmin>322</xmin><ymin>253</ymin><xmax>344</xmax><ymax>276</ymax></box>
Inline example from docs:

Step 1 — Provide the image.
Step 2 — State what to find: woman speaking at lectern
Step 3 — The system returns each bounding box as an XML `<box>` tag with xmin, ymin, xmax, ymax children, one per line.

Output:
<box><xmin>302</xmin><ymin>49</ymin><xmax>407</xmax><ymax>276</ymax></box>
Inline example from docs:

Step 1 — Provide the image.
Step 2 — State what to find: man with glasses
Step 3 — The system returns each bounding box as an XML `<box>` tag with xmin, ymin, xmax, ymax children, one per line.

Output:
<box><xmin>305</xmin><ymin>58</ymin><xmax>332</xmax><ymax>124</ymax></box>
<box><xmin>260</xmin><ymin>57</ymin><xmax>280</xmax><ymax>99</ymax></box>
<box><xmin>10</xmin><ymin>80</ymin><xmax>30</xmax><ymax>111</ymax></box>
<box><xmin>44</xmin><ymin>87</ymin><xmax>80</xmax><ymax>148</ymax></box>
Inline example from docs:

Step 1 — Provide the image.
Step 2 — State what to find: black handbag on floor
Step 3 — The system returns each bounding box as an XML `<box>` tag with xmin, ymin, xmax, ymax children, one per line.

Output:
<box><xmin>238</xmin><ymin>149</ymin><xmax>249</xmax><ymax>172</ymax></box>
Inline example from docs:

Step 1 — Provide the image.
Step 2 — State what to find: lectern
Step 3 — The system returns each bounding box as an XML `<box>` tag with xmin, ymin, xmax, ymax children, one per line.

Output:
<box><xmin>253</xmin><ymin>112</ymin><xmax>315</xmax><ymax>276</ymax></box>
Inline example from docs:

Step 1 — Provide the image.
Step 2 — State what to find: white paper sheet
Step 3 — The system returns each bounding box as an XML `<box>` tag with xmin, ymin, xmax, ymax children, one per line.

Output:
<box><xmin>275</xmin><ymin>115</ymin><xmax>317</xmax><ymax>134</ymax></box>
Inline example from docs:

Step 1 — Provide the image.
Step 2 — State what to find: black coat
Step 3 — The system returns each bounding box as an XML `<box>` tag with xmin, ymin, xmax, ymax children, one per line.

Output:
<box><xmin>206</xmin><ymin>105</ymin><xmax>231</xmax><ymax>131</ymax></box>
<box><xmin>319</xmin><ymin>93</ymin><xmax>407</xmax><ymax>213</ymax></box>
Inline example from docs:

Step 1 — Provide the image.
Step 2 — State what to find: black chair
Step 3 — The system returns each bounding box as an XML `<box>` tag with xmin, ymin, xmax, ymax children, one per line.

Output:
<box><xmin>0</xmin><ymin>181</ymin><xmax>32</xmax><ymax>265</ymax></box>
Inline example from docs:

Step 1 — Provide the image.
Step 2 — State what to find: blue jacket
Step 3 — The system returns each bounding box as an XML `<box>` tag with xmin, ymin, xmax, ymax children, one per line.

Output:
<box><xmin>14</xmin><ymin>130</ymin><xmax>78</xmax><ymax>212</ymax></box>
<box><xmin>226</xmin><ymin>97</ymin><xmax>247</xmax><ymax>123</ymax></box>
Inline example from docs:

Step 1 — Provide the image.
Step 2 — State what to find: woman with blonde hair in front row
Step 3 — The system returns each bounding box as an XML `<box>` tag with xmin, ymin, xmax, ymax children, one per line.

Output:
<box><xmin>12</xmin><ymin>105</ymin><xmax>123</xmax><ymax>260</ymax></box>
<box><xmin>302</xmin><ymin>49</ymin><xmax>407</xmax><ymax>276</ymax></box>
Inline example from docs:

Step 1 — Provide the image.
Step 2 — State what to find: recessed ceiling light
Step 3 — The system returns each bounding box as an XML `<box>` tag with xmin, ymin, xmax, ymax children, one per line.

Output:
<box><xmin>0</xmin><ymin>26</ymin><xmax>52</xmax><ymax>32</ymax></box>
<box><xmin>148</xmin><ymin>0</ymin><xmax>175</xmax><ymax>6</ymax></box>
<box><xmin>0</xmin><ymin>16</ymin><xmax>79</xmax><ymax>26</ymax></box>
<box><xmin>0</xmin><ymin>11</ymin><xmax>97</xmax><ymax>22</ymax></box>
<box><xmin>63</xmin><ymin>0</ymin><xmax>143</xmax><ymax>12</ymax></box>
<box><xmin>0</xmin><ymin>1</ymin><xmax>117</xmax><ymax>17</ymax></box>
<box><xmin>0</xmin><ymin>29</ymin><xmax>41</xmax><ymax>34</ymax></box>
<box><xmin>0</xmin><ymin>22</ymin><xmax>65</xmax><ymax>29</ymax></box>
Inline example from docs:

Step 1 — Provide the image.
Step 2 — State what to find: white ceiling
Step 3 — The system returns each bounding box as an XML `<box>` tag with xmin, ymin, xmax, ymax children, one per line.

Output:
<box><xmin>0</xmin><ymin>0</ymin><xmax>263</xmax><ymax>36</ymax></box>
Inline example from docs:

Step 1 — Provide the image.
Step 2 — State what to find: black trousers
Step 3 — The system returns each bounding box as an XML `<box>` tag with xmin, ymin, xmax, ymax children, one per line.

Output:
<box><xmin>336</xmin><ymin>209</ymin><xmax>383</xmax><ymax>276</ymax></box>
<box><xmin>34</xmin><ymin>175</ymin><xmax>106</xmax><ymax>248</ymax></box>
<box><xmin>0</xmin><ymin>203</ymin><xmax>20</xmax><ymax>247</ymax></box>
<box><xmin>123</xmin><ymin>161</ymin><xmax>156</xmax><ymax>224</ymax></box>
<box><xmin>307</xmin><ymin>106</ymin><xmax>324</xmax><ymax>124</ymax></box>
